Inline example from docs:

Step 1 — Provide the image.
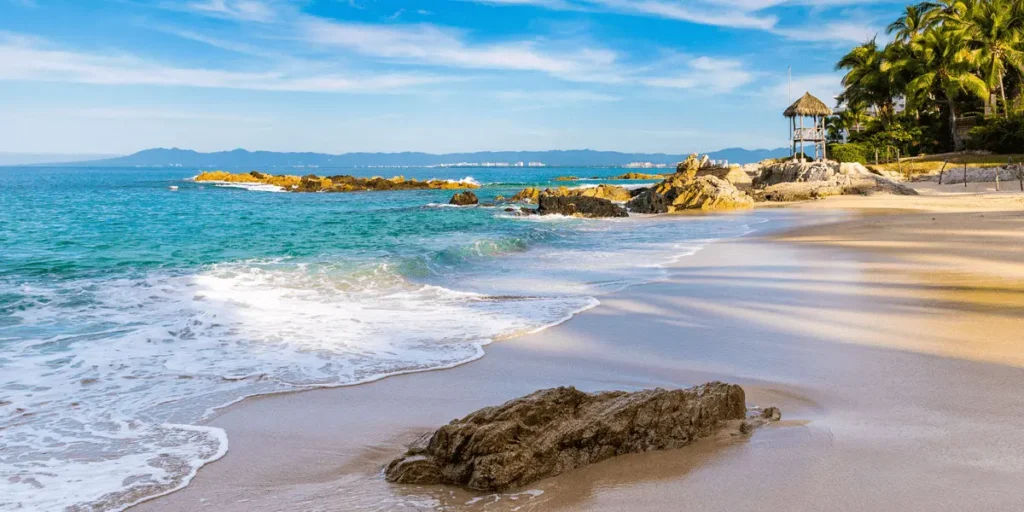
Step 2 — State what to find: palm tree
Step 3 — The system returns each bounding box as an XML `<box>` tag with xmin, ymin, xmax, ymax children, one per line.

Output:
<box><xmin>888</xmin><ymin>4</ymin><xmax>929</xmax><ymax>42</ymax></box>
<box><xmin>899</xmin><ymin>27</ymin><xmax>991</xmax><ymax>149</ymax></box>
<box><xmin>962</xmin><ymin>0</ymin><xmax>1024</xmax><ymax>117</ymax></box>
<box><xmin>919</xmin><ymin>0</ymin><xmax>973</xmax><ymax>30</ymax></box>
<box><xmin>839</xmin><ymin>103</ymin><xmax>870</xmax><ymax>134</ymax></box>
<box><xmin>836</xmin><ymin>39</ymin><xmax>898</xmax><ymax>125</ymax></box>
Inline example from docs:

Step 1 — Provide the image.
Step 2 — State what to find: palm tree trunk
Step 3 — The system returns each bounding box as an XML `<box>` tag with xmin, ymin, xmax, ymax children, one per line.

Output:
<box><xmin>948</xmin><ymin>99</ymin><xmax>962</xmax><ymax>152</ymax></box>
<box><xmin>1000</xmin><ymin>74</ymin><xmax>1008</xmax><ymax>119</ymax></box>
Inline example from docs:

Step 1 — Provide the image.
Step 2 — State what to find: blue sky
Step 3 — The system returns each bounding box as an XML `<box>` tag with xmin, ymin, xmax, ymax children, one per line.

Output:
<box><xmin>1</xmin><ymin>0</ymin><xmax>905</xmax><ymax>155</ymax></box>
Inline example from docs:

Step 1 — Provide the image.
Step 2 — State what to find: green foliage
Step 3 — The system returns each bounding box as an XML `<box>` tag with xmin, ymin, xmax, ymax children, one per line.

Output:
<box><xmin>835</xmin><ymin>0</ymin><xmax>1024</xmax><ymax>153</ymax></box>
<box><xmin>828</xmin><ymin>143</ymin><xmax>870</xmax><ymax>163</ymax></box>
<box><xmin>966</xmin><ymin>115</ymin><xmax>1024</xmax><ymax>152</ymax></box>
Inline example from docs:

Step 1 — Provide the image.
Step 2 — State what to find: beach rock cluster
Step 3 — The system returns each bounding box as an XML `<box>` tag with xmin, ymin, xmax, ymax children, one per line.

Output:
<box><xmin>385</xmin><ymin>382</ymin><xmax>775</xmax><ymax>491</ymax></box>
<box><xmin>754</xmin><ymin>161</ymin><xmax>917</xmax><ymax>201</ymax></box>
<box><xmin>628</xmin><ymin>175</ymin><xmax>754</xmax><ymax>213</ymax></box>
<box><xmin>194</xmin><ymin>171</ymin><xmax>479</xmax><ymax>193</ymax></box>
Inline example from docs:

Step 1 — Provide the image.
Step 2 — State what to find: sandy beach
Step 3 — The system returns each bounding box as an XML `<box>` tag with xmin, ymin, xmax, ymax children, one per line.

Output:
<box><xmin>136</xmin><ymin>186</ymin><xmax>1024</xmax><ymax>512</ymax></box>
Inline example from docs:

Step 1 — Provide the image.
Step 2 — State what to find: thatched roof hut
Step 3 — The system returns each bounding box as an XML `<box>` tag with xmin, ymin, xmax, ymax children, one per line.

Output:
<box><xmin>784</xmin><ymin>92</ymin><xmax>833</xmax><ymax>118</ymax></box>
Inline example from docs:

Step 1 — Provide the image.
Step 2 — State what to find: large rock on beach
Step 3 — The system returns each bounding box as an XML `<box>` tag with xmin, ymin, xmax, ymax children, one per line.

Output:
<box><xmin>754</xmin><ymin>161</ymin><xmax>917</xmax><ymax>201</ymax></box>
<box><xmin>537</xmin><ymin>194</ymin><xmax>628</xmax><ymax>218</ymax></box>
<box><xmin>628</xmin><ymin>175</ymin><xmax>754</xmax><ymax>213</ymax></box>
<box><xmin>385</xmin><ymin>383</ymin><xmax>773</xmax><ymax>491</ymax></box>
<box><xmin>449</xmin><ymin>191</ymin><xmax>479</xmax><ymax>206</ymax></box>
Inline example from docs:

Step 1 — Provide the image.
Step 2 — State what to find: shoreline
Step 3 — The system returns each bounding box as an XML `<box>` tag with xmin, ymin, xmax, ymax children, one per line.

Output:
<box><xmin>135</xmin><ymin>190</ymin><xmax>1024</xmax><ymax>511</ymax></box>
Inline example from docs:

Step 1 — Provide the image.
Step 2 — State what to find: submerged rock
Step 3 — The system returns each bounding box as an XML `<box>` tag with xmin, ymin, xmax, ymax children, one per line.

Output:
<box><xmin>537</xmin><ymin>194</ymin><xmax>628</xmax><ymax>218</ymax></box>
<box><xmin>449</xmin><ymin>191</ymin><xmax>479</xmax><ymax>206</ymax></box>
<box><xmin>385</xmin><ymin>383</ymin><xmax>771</xmax><ymax>491</ymax></box>
<box><xmin>628</xmin><ymin>175</ymin><xmax>753</xmax><ymax>213</ymax></box>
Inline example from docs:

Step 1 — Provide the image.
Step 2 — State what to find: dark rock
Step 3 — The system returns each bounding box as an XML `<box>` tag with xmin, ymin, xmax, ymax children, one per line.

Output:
<box><xmin>626</xmin><ymin>189</ymin><xmax>670</xmax><ymax>214</ymax></box>
<box><xmin>537</xmin><ymin>194</ymin><xmax>628</xmax><ymax>218</ymax></box>
<box><xmin>449</xmin><ymin>191</ymin><xmax>479</xmax><ymax>206</ymax></box>
<box><xmin>384</xmin><ymin>383</ymin><xmax>755</xmax><ymax>491</ymax></box>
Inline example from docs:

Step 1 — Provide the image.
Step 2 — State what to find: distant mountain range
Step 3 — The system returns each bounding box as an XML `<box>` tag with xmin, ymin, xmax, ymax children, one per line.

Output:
<box><xmin>40</xmin><ymin>147</ymin><xmax>790</xmax><ymax>168</ymax></box>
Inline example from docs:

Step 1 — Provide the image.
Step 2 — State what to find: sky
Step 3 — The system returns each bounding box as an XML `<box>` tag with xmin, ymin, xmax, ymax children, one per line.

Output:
<box><xmin>0</xmin><ymin>0</ymin><xmax>906</xmax><ymax>155</ymax></box>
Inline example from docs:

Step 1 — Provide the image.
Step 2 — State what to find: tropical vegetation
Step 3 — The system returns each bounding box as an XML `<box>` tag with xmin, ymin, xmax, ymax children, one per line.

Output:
<box><xmin>829</xmin><ymin>0</ymin><xmax>1024</xmax><ymax>161</ymax></box>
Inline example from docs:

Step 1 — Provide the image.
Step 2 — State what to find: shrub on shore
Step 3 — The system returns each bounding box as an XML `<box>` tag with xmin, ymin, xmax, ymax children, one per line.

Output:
<box><xmin>828</xmin><ymin>143</ymin><xmax>870</xmax><ymax>164</ymax></box>
<box><xmin>966</xmin><ymin>116</ymin><xmax>1024</xmax><ymax>154</ymax></box>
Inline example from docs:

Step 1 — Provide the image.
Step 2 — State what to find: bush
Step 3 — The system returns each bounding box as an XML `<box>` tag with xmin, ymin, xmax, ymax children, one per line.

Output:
<box><xmin>828</xmin><ymin>143</ymin><xmax>869</xmax><ymax>163</ymax></box>
<box><xmin>966</xmin><ymin>116</ymin><xmax>1024</xmax><ymax>153</ymax></box>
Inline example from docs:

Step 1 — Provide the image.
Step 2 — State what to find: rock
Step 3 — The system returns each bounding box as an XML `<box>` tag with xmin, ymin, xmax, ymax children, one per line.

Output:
<box><xmin>511</xmin><ymin>187</ymin><xmax>542</xmax><ymax>203</ymax></box>
<box><xmin>553</xmin><ymin>176</ymin><xmax>579</xmax><ymax>181</ymax></box>
<box><xmin>629</xmin><ymin>175</ymin><xmax>753</xmax><ymax>213</ymax></box>
<box><xmin>696</xmin><ymin>166</ymin><xmax>754</xmax><ymax>190</ymax></box>
<box><xmin>612</xmin><ymin>172</ymin><xmax>667</xmax><ymax>180</ymax></box>
<box><xmin>537</xmin><ymin>194</ymin><xmax>628</xmax><ymax>218</ymax></box>
<box><xmin>676</xmin><ymin>153</ymin><xmax>702</xmax><ymax>181</ymax></box>
<box><xmin>384</xmin><ymin>383</ymin><xmax>759</xmax><ymax>491</ymax></box>
<box><xmin>577</xmin><ymin>184</ymin><xmax>631</xmax><ymax>202</ymax></box>
<box><xmin>194</xmin><ymin>171</ymin><xmax>479</xmax><ymax>193</ymax></box>
<box><xmin>761</xmin><ymin>407</ymin><xmax>782</xmax><ymax>422</ymax></box>
<box><xmin>449</xmin><ymin>191</ymin><xmax>479</xmax><ymax>206</ymax></box>
<box><xmin>625</xmin><ymin>188</ymin><xmax>670</xmax><ymax>214</ymax></box>
<box><xmin>755</xmin><ymin>161</ymin><xmax>917</xmax><ymax>201</ymax></box>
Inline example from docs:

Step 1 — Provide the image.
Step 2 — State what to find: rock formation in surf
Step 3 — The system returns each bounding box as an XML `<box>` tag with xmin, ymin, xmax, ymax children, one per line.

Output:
<box><xmin>449</xmin><ymin>191</ymin><xmax>479</xmax><ymax>206</ymax></box>
<box><xmin>194</xmin><ymin>171</ymin><xmax>479</xmax><ymax>193</ymax></box>
<box><xmin>385</xmin><ymin>382</ymin><xmax>778</xmax><ymax>491</ymax></box>
<box><xmin>537</xmin><ymin>194</ymin><xmax>628</xmax><ymax>218</ymax></box>
<box><xmin>628</xmin><ymin>175</ymin><xmax>754</xmax><ymax>213</ymax></box>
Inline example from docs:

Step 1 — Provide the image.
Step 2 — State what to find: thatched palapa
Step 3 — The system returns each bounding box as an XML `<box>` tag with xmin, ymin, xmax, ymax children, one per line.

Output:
<box><xmin>784</xmin><ymin>92</ymin><xmax>833</xmax><ymax>118</ymax></box>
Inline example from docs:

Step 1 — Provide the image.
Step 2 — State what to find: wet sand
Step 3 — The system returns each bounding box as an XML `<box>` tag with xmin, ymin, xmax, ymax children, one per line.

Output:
<box><xmin>136</xmin><ymin>191</ymin><xmax>1024</xmax><ymax>512</ymax></box>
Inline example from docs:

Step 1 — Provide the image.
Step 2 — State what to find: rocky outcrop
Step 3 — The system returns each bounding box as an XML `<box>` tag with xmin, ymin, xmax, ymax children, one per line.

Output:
<box><xmin>537</xmin><ymin>194</ymin><xmax>628</xmax><ymax>218</ymax></box>
<box><xmin>696</xmin><ymin>166</ymin><xmax>754</xmax><ymax>190</ymax></box>
<box><xmin>194</xmin><ymin>171</ymin><xmax>479</xmax><ymax>193</ymax></box>
<box><xmin>612</xmin><ymin>172</ymin><xmax>668</xmax><ymax>180</ymax></box>
<box><xmin>553</xmin><ymin>176</ymin><xmax>580</xmax><ymax>181</ymax></box>
<box><xmin>628</xmin><ymin>175</ymin><xmax>754</xmax><ymax>213</ymax></box>
<box><xmin>754</xmin><ymin>161</ymin><xmax>917</xmax><ymax>201</ymax></box>
<box><xmin>510</xmin><ymin>185</ymin><xmax>631</xmax><ymax>205</ymax></box>
<box><xmin>449</xmin><ymin>191</ymin><xmax>479</xmax><ymax>206</ymax></box>
<box><xmin>577</xmin><ymin>184</ymin><xmax>632</xmax><ymax>202</ymax></box>
<box><xmin>384</xmin><ymin>383</ymin><xmax>776</xmax><ymax>491</ymax></box>
<box><xmin>511</xmin><ymin>187</ymin><xmax>542</xmax><ymax>203</ymax></box>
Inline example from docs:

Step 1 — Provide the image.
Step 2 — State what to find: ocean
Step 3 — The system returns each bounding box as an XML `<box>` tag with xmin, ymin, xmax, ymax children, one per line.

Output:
<box><xmin>0</xmin><ymin>165</ymin><xmax>774</xmax><ymax>510</ymax></box>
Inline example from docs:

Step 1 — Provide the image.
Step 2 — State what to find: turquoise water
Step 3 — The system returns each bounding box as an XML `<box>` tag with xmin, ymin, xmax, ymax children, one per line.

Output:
<box><xmin>0</xmin><ymin>166</ymin><xmax>771</xmax><ymax>510</ymax></box>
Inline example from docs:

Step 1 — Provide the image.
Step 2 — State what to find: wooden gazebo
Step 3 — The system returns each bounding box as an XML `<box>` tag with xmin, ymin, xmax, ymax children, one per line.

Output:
<box><xmin>785</xmin><ymin>92</ymin><xmax>833</xmax><ymax>161</ymax></box>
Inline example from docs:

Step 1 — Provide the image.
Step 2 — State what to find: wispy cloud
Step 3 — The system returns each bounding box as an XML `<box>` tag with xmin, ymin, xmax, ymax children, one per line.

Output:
<box><xmin>0</xmin><ymin>33</ymin><xmax>455</xmax><ymax>93</ymax></box>
<box><xmin>642</xmin><ymin>56</ymin><xmax>754</xmax><ymax>92</ymax></box>
<box><xmin>301</xmin><ymin>19</ymin><xmax>624</xmax><ymax>83</ymax></box>
<box><xmin>183</xmin><ymin>0</ymin><xmax>278</xmax><ymax>22</ymax></box>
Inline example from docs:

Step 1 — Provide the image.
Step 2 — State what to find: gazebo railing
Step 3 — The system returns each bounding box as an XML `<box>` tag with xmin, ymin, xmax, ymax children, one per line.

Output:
<box><xmin>793</xmin><ymin>128</ymin><xmax>825</xmax><ymax>141</ymax></box>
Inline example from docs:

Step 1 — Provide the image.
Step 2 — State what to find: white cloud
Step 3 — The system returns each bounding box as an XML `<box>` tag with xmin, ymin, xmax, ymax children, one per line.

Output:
<box><xmin>642</xmin><ymin>56</ymin><xmax>754</xmax><ymax>92</ymax></box>
<box><xmin>301</xmin><ymin>19</ymin><xmax>624</xmax><ymax>83</ymax></box>
<box><xmin>0</xmin><ymin>34</ymin><xmax>454</xmax><ymax>93</ymax></box>
<box><xmin>184</xmin><ymin>0</ymin><xmax>277</xmax><ymax>22</ymax></box>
